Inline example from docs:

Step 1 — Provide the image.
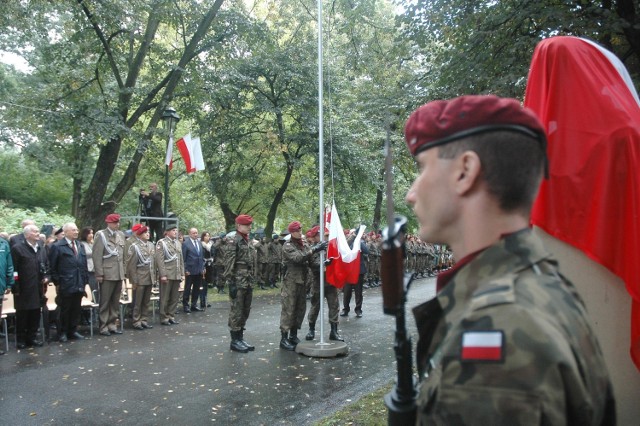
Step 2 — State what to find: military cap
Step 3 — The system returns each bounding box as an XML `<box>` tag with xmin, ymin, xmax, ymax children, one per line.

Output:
<box><xmin>166</xmin><ymin>223</ymin><xmax>178</xmax><ymax>231</ymax></box>
<box><xmin>131</xmin><ymin>224</ymin><xmax>143</xmax><ymax>233</ymax></box>
<box><xmin>135</xmin><ymin>225</ymin><xmax>148</xmax><ymax>235</ymax></box>
<box><xmin>288</xmin><ymin>221</ymin><xmax>302</xmax><ymax>233</ymax></box>
<box><xmin>404</xmin><ymin>95</ymin><xmax>547</xmax><ymax>157</ymax></box>
<box><xmin>105</xmin><ymin>213</ymin><xmax>121</xmax><ymax>223</ymax></box>
<box><xmin>305</xmin><ymin>225</ymin><xmax>320</xmax><ymax>238</ymax></box>
<box><xmin>235</xmin><ymin>214</ymin><xmax>253</xmax><ymax>225</ymax></box>
<box><xmin>54</xmin><ymin>227</ymin><xmax>64</xmax><ymax>236</ymax></box>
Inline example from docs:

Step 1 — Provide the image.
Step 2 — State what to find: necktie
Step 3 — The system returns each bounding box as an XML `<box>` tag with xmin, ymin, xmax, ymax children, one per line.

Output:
<box><xmin>71</xmin><ymin>241</ymin><xmax>77</xmax><ymax>255</ymax></box>
<box><xmin>194</xmin><ymin>239</ymin><xmax>199</xmax><ymax>253</ymax></box>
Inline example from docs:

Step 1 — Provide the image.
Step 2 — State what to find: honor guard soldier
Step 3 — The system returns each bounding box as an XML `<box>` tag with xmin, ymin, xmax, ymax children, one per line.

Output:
<box><xmin>304</xmin><ymin>226</ymin><xmax>342</xmax><ymax>342</ymax></box>
<box><xmin>125</xmin><ymin>225</ymin><xmax>156</xmax><ymax>330</ymax></box>
<box><xmin>224</xmin><ymin>215</ymin><xmax>256</xmax><ymax>353</ymax></box>
<box><xmin>404</xmin><ymin>95</ymin><xmax>615</xmax><ymax>424</ymax></box>
<box><xmin>93</xmin><ymin>213</ymin><xmax>126</xmax><ymax>336</ymax></box>
<box><xmin>155</xmin><ymin>224</ymin><xmax>184</xmax><ymax>326</ymax></box>
<box><xmin>279</xmin><ymin>221</ymin><xmax>327</xmax><ymax>350</ymax></box>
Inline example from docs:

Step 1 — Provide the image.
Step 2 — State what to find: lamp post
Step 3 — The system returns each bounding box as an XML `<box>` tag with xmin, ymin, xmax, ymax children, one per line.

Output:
<box><xmin>161</xmin><ymin>106</ymin><xmax>180</xmax><ymax>218</ymax></box>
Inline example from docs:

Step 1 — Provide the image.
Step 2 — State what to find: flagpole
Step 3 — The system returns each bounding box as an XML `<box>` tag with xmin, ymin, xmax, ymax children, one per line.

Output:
<box><xmin>295</xmin><ymin>0</ymin><xmax>347</xmax><ymax>358</ymax></box>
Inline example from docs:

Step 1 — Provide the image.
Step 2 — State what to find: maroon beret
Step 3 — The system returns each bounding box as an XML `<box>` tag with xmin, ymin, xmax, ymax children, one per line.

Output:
<box><xmin>404</xmin><ymin>95</ymin><xmax>547</xmax><ymax>157</ymax></box>
<box><xmin>135</xmin><ymin>225</ymin><xmax>148</xmax><ymax>235</ymax></box>
<box><xmin>235</xmin><ymin>214</ymin><xmax>253</xmax><ymax>225</ymax></box>
<box><xmin>131</xmin><ymin>224</ymin><xmax>143</xmax><ymax>233</ymax></box>
<box><xmin>105</xmin><ymin>213</ymin><xmax>121</xmax><ymax>223</ymax></box>
<box><xmin>288</xmin><ymin>221</ymin><xmax>302</xmax><ymax>233</ymax></box>
<box><xmin>305</xmin><ymin>225</ymin><xmax>320</xmax><ymax>238</ymax></box>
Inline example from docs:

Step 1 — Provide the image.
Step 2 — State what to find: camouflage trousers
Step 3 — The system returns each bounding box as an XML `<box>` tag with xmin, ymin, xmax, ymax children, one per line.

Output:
<box><xmin>307</xmin><ymin>272</ymin><xmax>339</xmax><ymax>325</ymax></box>
<box><xmin>228</xmin><ymin>285</ymin><xmax>253</xmax><ymax>331</ymax></box>
<box><xmin>279</xmin><ymin>278</ymin><xmax>307</xmax><ymax>332</ymax></box>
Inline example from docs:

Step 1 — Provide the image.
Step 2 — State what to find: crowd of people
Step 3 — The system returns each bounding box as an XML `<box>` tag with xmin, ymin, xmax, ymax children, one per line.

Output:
<box><xmin>0</xmin><ymin>211</ymin><xmax>450</xmax><ymax>355</ymax></box>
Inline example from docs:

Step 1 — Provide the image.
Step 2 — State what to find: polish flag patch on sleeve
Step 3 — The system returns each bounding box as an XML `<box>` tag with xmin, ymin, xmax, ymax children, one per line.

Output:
<box><xmin>460</xmin><ymin>330</ymin><xmax>504</xmax><ymax>362</ymax></box>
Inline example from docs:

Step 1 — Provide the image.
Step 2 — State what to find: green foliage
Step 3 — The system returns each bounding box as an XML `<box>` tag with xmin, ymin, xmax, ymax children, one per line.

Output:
<box><xmin>0</xmin><ymin>150</ymin><xmax>72</xmax><ymax>213</ymax></box>
<box><xmin>0</xmin><ymin>201</ymin><xmax>75</xmax><ymax>234</ymax></box>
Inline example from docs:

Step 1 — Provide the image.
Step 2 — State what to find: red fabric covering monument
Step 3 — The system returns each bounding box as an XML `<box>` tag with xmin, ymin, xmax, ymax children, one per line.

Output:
<box><xmin>525</xmin><ymin>36</ymin><xmax>640</xmax><ymax>370</ymax></box>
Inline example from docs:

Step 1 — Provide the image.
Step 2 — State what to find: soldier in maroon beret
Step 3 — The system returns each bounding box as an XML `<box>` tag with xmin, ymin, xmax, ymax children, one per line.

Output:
<box><xmin>224</xmin><ymin>214</ymin><xmax>256</xmax><ymax>352</ymax></box>
<box><xmin>404</xmin><ymin>95</ymin><xmax>614</xmax><ymax>424</ymax></box>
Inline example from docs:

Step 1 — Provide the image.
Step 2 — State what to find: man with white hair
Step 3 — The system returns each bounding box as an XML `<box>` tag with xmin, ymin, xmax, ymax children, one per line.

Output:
<box><xmin>49</xmin><ymin>223</ymin><xmax>88</xmax><ymax>342</ymax></box>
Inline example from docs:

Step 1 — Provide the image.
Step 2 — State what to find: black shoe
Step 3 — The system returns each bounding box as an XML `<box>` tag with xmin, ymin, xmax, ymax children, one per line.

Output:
<box><xmin>280</xmin><ymin>333</ymin><xmax>296</xmax><ymax>351</ymax></box>
<box><xmin>305</xmin><ymin>328</ymin><xmax>315</xmax><ymax>341</ymax></box>
<box><xmin>161</xmin><ymin>321</ymin><xmax>171</xmax><ymax>326</ymax></box>
<box><xmin>356</xmin><ymin>311</ymin><xmax>363</xmax><ymax>318</ymax></box>
<box><xmin>340</xmin><ymin>310</ymin><xmax>349</xmax><ymax>317</ymax></box>
<box><xmin>141</xmin><ymin>323</ymin><xmax>153</xmax><ymax>329</ymax></box>
<box><xmin>0</xmin><ymin>349</ymin><xmax>4</xmax><ymax>355</ymax></box>
<box><xmin>99</xmin><ymin>330</ymin><xmax>111</xmax><ymax>336</ymax></box>
<box><xmin>288</xmin><ymin>329</ymin><xmax>300</xmax><ymax>345</ymax></box>
<box><xmin>191</xmin><ymin>306</ymin><xmax>203</xmax><ymax>312</ymax></box>
<box><xmin>206</xmin><ymin>303</ymin><xmax>212</xmax><ymax>308</ymax></box>
<box><xmin>169</xmin><ymin>318</ymin><xmax>180</xmax><ymax>325</ymax></box>
<box><xmin>133</xmin><ymin>324</ymin><xmax>144</xmax><ymax>330</ymax></box>
<box><xmin>183</xmin><ymin>306</ymin><xmax>191</xmax><ymax>313</ymax></box>
<box><xmin>230</xmin><ymin>339</ymin><xmax>249</xmax><ymax>353</ymax></box>
<box><xmin>111</xmin><ymin>329</ymin><xmax>123</xmax><ymax>335</ymax></box>
<box><xmin>68</xmin><ymin>332</ymin><xmax>86</xmax><ymax>340</ymax></box>
<box><xmin>17</xmin><ymin>342</ymin><xmax>27</xmax><ymax>349</ymax></box>
<box><xmin>58</xmin><ymin>334</ymin><xmax>68</xmax><ymax>343</ymax></box>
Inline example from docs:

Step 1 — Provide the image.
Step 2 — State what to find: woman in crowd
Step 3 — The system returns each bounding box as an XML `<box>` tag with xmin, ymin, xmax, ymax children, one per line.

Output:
<box><xmin>200</xmin><ymin>231</ymin><xmax>214</xmax><ymax>309</ymax></box>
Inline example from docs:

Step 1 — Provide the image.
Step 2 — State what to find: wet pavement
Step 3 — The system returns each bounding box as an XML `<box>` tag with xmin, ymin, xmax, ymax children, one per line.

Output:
<box><xmin>0</xmin><ymin>277</ymin><xmax>436</xmax><ymax>425</ymax></box>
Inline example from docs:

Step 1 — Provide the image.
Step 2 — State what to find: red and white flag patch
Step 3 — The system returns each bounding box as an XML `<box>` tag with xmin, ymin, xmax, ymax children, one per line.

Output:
<box><xmin>461</xmin><ymin>331</ymin><xmax>504</xmax><ymax>362</ymax></box>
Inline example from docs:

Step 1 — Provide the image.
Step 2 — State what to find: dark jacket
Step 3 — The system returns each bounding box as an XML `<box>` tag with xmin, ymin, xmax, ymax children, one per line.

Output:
<box><xmin>182</xmin><ymin>238</ymin><xmax>205</xmax><ymax>275</ymax></box>
<box><xmin>49</xmin><ymin>239</ymin><xmax>88</xmax><ymax>295</ymax></box>
<box><xmin>11</xmin><ymin>238</ymin><xmax>48</xmax><ymax>310</ymax></box>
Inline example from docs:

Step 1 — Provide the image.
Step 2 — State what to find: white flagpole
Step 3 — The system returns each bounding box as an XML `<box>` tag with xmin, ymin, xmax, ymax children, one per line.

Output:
<box><xmin>317</xmin><ymin>0</ymin><xmax>326</xmax><ymax>345</ymax></box>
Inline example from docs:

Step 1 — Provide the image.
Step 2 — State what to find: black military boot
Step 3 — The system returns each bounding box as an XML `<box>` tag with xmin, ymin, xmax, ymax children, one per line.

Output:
<box><xmin>289</xmin><ymin>328</ymin><xmax>300</xmax><ymax>345</ymax></box>
<box><xmin>280</xmin><ymin>331</ymin><xmax>295</xmax><ymax>351</ymax></box>
<box><xmin>305</xmin><ymin>323</ymin><xmax>315</xmax><ymax>341</ymax></box>
<box><xmin>329</xmin><ymin>323</ymin><xmax>344</xmax><ymax>341</ymax></box>
<box><xmin>239</xmin><ymin>329</ymin><xmax>255</xmax><ymax>351</ymax></box>
<box><xmin>230</xmin><ymin>331</ymin><xmax>249</xmax><ymax>353</ymax></box>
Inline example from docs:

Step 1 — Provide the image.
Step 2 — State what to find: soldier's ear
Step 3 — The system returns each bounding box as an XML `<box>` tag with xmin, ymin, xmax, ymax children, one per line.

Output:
<box><xmin>453</xmin><ymin>150</ymin><xmax>481</xmax><ymax>196</ymax></box>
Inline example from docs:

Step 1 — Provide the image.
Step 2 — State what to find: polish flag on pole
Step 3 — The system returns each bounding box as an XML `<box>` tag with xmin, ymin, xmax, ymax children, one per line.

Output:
<box><xmin>325</xmin><ymin>204</ymin><xmax>366</xmax><ymax>289</ymax></box>
<box><xmin>164</xmin><ymin>134</ymin><xmax>174</xmax><ymax>169</ymax></box>
<box><xmin>176</xmin><ymin>133</ymin><xmax>205</xmax><ymax>174</ymax></box>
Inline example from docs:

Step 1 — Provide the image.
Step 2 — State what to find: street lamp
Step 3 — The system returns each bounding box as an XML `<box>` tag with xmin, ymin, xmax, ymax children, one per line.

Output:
<box><xmin>161</xmin><ymin>106</ymin><xmax>180</xmax><ymax>218</ymax></box>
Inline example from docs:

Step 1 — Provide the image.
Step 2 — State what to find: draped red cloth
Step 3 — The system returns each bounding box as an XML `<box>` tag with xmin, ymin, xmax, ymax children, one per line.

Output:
<box><xmin>525</xmin><ymin>36</ymin><xmax>640</xmax><ymax>370</ymax></box>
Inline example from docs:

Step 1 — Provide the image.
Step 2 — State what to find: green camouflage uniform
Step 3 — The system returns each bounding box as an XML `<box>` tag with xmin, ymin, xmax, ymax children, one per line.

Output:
<box><xmin>280</xmin><ymin>238</ymin><xmax>311</xmax><ymax>333</ymax></box>
<box><xmin>223</xmin><ymin>233</ymin><xmax>255</xmax><ymax>332</ymax></box>
<box><xmin>413</xmin><ymin>229</ymin><xmax>615</xmax><ymax>424</ymax></box>
<box><xmin>307</xmin><ymin>249</ymin><xmax>339</xmax><ymax>324</ymax></box>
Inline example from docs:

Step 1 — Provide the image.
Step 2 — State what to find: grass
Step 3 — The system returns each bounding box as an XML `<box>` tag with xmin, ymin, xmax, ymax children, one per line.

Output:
<box><xmin>314</xmin><ymin>383</ymin><xmax>393</xmax><ymax>426</ymax></box>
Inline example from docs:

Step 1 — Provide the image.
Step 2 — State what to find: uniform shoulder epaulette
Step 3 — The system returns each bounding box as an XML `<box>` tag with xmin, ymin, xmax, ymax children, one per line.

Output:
<box><xmin>469</xmin><ymin>274</ymin><xmax>516</xmax><ymax>312</ymax></box>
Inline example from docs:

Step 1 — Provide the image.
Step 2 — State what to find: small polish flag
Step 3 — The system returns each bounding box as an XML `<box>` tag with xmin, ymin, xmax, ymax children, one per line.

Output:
<box><xmin>461</xmin><ymin>331</ymin><xmax>504</xmax><ymax>362</ymax></box>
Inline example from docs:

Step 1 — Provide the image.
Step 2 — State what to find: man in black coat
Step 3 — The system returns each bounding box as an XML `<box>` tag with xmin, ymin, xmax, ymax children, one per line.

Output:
<box><xmin>49</xmin><ymin>223</ymin><xmax>89</xmax><ymax>342</ymax></box>
<box><xmin>182</xmin><ymin>227</ymin><xmax>205</xmax><ymax>313</ymax></box>
<box><xmin>11</xmin><ymin>224</ymin><xmax>50</xmax><ymax>349</ymax></box>
<box><xmin>139</xmin><ymin>183</ymin><xmax>163</xmax><ymax>242</ymax></box>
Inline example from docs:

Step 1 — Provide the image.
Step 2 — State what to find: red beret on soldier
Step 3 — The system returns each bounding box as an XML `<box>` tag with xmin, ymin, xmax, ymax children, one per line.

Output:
<box><xmin>305</xmin><ymin>225</ymin><xmax>320</xmax><ymax>239</ymax></box>
<box><xmin>105</xmin><ymin>213</ymin><xmax>121</xmax><ymax>223</ymax></box>
<box><xmin>235</xmin><ymin>214</ymin><xmax>253</xmax><ymax>225</ymax></box>
<box><xmin>288</xmin><ymin>221</ymin><xmax>302</xmax><ymax>233</ymax></box>
<box><xmin>135</xmin><ymin>225</ymin><xmax>148</xmax><ymax>235</ymax></box>
<box><xmin>404</xmin><ymin>95</ymin><xmax>547</xmax><ymax>158</ymax></box>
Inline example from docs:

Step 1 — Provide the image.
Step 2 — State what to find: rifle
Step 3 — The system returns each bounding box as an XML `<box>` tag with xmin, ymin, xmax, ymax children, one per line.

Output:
<box><xmin>381</xmin><ymin>119</ymin><xmax>417</xmax><ymax>425</ymax></box>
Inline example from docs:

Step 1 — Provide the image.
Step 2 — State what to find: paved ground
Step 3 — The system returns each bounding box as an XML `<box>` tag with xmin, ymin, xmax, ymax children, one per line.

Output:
<box><xmin>0</xmin><ymin>277</ymin><xmax>436</xmax><ymax>425</ymax></box>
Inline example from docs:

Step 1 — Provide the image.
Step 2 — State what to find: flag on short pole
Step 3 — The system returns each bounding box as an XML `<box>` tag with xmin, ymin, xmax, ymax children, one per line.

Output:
<box><xmin>176</xmin><ymin>133</ymin><xmax>205</xmax><ymax>174</ymax></box>
<box><xmin>325</xmin><ymin>204</ymin><xmax>366</xmax><ymax>288</ymax></box>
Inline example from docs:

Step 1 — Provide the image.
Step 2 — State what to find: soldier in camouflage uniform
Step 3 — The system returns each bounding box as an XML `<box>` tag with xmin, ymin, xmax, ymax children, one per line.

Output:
<box><xmin>212</xmin><ymin>232</ymin><xmax>226</xmax><ymax>293</ymax></box>
<box><xmin>125</xmin><ymin>225</ymin><xmax>156</xmax><ymax>330</ymax></box>
<box><xmin>304</xmin><ymin>226</ymin><xmax>342</xmax><ymax>342</ymax></box>
<box><xmin>155</xmin><ymin>224</ymin><xmax>184</xmax><ymax>326</ymax></box>
<box><xmin>267</xmin><ymin>235</ymin><xmax>280</xmax><ymax>288</ymax></box>
<box><xmin>224</xmin><ymin>215</ymin><xmax>256</xmax><ymax>353</ymax></box>
<box><xmin>404</xmin><ymin>95</ymin><xmax>615</xmax><ymax>424</ymax></box>
<box><xmin>255</xmin><ymin>237</ymin><xmax>269</xmax><ymax>290</ymax></box>
<box><xmin>279</xmin><ymin>221</ymin><xmax>326</xmax><ymax>350</ymax></box>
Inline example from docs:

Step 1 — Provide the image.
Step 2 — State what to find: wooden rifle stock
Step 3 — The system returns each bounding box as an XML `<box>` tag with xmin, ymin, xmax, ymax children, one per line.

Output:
<box><xmin>381</xmin><ymin>215</ymin><xmax>417</xmax><ymax>425</ymax></box>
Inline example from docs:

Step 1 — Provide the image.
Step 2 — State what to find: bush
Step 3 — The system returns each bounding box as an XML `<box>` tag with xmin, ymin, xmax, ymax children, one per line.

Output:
<box><xmin>0</xmin><ymin>201</ymin><xmax>75</xmax><ymax>234</ymax></box>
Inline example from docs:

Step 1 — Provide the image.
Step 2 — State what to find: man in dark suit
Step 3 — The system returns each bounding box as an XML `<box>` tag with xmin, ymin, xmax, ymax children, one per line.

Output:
<box><xmin>139</xmin><ymin>183</ymin><xmax>163</xmax><ymax>242</ymax></box>
<box><xmin>49</xmin><ymin>223</ymin><xmax>89</xmax><ymax>342</ymax></box>
<box><xmin>11</xmin><ymin>224</ymin><xmax>50</xmax><ymax>349</ymax></box>
<box><xmin>181</xmin><ymin>227</ymin><xmax>205</xmax><ymax>313</ymax></box>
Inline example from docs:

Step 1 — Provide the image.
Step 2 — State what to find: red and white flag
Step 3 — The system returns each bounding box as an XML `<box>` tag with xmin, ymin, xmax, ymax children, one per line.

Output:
<box><xmin>525</xmin><ymin>36</ymin><xmax>640</xmax><ymax>369</ymax></box>
<box><xmin>325</xmin><ymin>204</ymin><xmax>366</xmax><ymax>289</ymax></box>
<box><xmin>176</xmin><ymin>133</ymin><xmax>205</xmax><ymax>174</ymax></box>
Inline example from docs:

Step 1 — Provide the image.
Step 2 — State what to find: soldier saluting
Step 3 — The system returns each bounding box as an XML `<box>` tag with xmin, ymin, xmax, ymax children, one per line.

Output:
<box><xmin>155</xmin><ymin>224</ymin><xmax>184</xmax><ymax>326</ymax></box>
